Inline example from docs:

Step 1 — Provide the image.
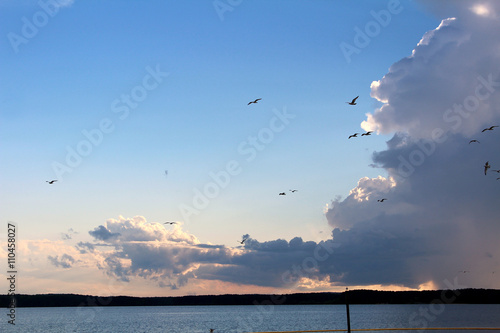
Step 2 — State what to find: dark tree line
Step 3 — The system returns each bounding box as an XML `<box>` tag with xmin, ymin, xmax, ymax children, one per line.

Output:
<box><xmin>2</xmin><ymin>289</ymin><xmax>500</xmax><ymax>308</ymax></box>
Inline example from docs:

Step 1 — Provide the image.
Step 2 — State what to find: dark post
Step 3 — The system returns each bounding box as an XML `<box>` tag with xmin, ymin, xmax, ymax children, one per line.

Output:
<box><xmin>345</xmin><ymin>288</ymin><xmax>351</xmax><ymax>333</ymax></box>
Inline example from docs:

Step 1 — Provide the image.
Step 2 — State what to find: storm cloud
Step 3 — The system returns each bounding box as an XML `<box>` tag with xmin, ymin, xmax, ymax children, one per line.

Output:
<box><xmin>327</xmin><ymin>0</ymin><xmax>500</xmax><ymax>289</ymax></box>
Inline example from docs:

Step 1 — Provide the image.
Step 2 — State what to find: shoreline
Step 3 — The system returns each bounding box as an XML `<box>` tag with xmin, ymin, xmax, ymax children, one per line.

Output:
<box><xmin>2</xmin><ymin>289</ymin><xmax>500</xmax><ymax>308</ymax></box>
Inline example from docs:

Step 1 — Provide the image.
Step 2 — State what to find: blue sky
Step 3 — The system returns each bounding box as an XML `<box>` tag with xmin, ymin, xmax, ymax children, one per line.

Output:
<box><xmin>1</xmin><ymin>1</ymin><xmax>499</xmax><ymax>296</ymax></box>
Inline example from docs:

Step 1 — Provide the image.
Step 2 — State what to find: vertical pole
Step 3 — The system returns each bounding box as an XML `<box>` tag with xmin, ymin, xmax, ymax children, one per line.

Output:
<box><xmin>345</xmin><ymin>288</ymin><xmax>351</xmax><ymax>333</ymax></box>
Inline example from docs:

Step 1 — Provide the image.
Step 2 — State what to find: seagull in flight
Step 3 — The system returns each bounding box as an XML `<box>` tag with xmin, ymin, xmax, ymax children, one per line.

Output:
<box><xmin>361</xmin><ymin>131</ymin><xmax>373</xmax><ymax>136</ymax></box>
<box><xmin>279</xmin><ymin>192</ymin><xmax>286</xmax><ymax>196</ymax></box>
<box><xmin>248</xmin><ymin>98</ymin><xmax>261</xmax><ymax>105</ymax></box>
<box><xmin>484</xmin><ymin>161</ymin><xmax>491</xmax><ymax>175</ymax></box>
<box><xmin>210</xmin><ymin>329</ymin><xmax>215</xmax><ymax>333</ymax></box>
<box><xmin>290</xmin><ymin>189</ymin><xmax>298</xmax><ymax>193</ymax></box>
<box><xmin>469</xmin><ymin>140</ymin><xmax>480</xmax><ymax>144</ymax></box>
<box><xmin>377</xmin><ymin>198</ymin><xmax>387</xmax><ymax>202</ymax></box>
<box><xmin>346</xmin><ymin>96</ymin><xmax>359</xmax><ymax>105</ymax></box>
<box><xmin>348</xmin><ymin>133</ymin><xmax>359</xmax><ymax>139</ymax></box>
<box><xmin>238</xmin><ymin>237</ymin><xmax>248</xmax><ymax>245</ymax></box>
<box><xmin>481</xmin><ymin>125</ymin><xmax>498</xmax><ymax>132</ymax></box>
<box><xmin>164</xmin><ymin>221</ymin><xmax>177</xmax><ymax>225</ymax></box>
<box><xmin>492</xmin><ymin>169</ymin><xmax>500</xmax><ymax>173</ymax></box>
<box><xmin>46</xmin><ymin>180</ymin><xmax>57</xmax><ymax>184</ymax></box>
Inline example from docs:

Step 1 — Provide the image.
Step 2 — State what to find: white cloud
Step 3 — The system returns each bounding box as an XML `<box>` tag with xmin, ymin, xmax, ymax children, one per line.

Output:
<box><xmin>362</xmin><ymin>2</ymin><xmax>500</xmax><ymax>139</ymax></box>
<box><xmin>330</xmin><ymin>0</ymin><xmax>500</xmax><ymax>289</ymax></box>
<box><xmin>325</xmin><ymin>176</ymin><xmax>399</xmax><ymax>230</ymax></box>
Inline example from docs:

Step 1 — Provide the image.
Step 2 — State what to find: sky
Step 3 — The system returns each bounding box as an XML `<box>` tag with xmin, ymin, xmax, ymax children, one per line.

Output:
<box><xmin>0</xmin><ymin>0</ymin><xmax>499</xmax><ymax>297</ymax></box>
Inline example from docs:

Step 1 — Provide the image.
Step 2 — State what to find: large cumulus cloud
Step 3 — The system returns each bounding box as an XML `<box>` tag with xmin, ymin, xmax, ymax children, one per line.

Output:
<box><xmin>327</xmin><ymin>0</ymin><xmax>500</xmax><ymax>289</ymax></box>
<box><xmin>327</xmin><ymin>134</ymin><xmax>500</xmax><ymax>288</ymax></box>
<box><xmin>362</xmin><ymin>3</ymin><xmax>500</xmax><ymax>139</ymax></box>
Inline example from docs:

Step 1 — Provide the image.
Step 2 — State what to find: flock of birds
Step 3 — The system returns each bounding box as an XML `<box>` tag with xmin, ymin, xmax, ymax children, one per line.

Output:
<box><xmin>348</xmin><ymin>131</ymin><xmax>372</xmax><ymax>139</ymax></box>
<box><xmin>346</xmin><ymin>97</ymin><xmax>375</xmax><ymax>139</ymax></box>
<box><xmin>45</xmin><ymin>94</ymin><xmax>497</xmax><ymax>208</ymax></box>
<box><xmin>346</xmin><ymin>96</ymin><xmax>373</xmax><ymax>139</ymax></box>
<box><xmin>345</xmin><ymin>96</ymin><xmax>387</xmax><ymax>203</ymax></box>
<box><xmin>278</xmin><ymin>189</ymin><xmax>298</xmax><ymax>196</ymax></box>
<box><xmin>45</xmin><ymin>95</ymin><xmax>393</xmax><ymax>212</ymax></box>
<box><xmin>469</xmin><ymin>126</ymin><xmax>500</xmax><ymax>178</ymax></box>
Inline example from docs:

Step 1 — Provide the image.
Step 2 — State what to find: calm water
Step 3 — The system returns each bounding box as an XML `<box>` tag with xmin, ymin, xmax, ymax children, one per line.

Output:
<box><xmin>2</xmin><ymin>304</ymin><xmax>500</xmax><ymax>333</ymax></box>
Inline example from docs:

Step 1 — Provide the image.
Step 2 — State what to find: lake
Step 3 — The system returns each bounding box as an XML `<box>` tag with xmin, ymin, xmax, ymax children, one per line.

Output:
<box><xmin>2</xmin><ymin>304</ymin><xmax>500</xmax><ymax>333</ymax></box>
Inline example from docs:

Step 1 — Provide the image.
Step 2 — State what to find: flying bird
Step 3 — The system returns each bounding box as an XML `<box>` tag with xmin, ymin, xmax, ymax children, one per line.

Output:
<box><xmin>377</xmin><ymin>198</ymin><xmax>387</xmax><ymax>202</ymax></box>
<box><xmin>361</xmin><ymin>131</ymin><xmax>373</xmax><ymax>136</ymax></box>
<box><xmin>346</xmin><ymin>96</ymin><xmax>359</xmax><ymax>105</ymax></box>
<box><xmin>468</xmin><ymin>140</ymin><xmax>480</xmax><ymax>144</ymax></box>
<box><xmin>238</xmin><ymin>238</ymin><xmax>248</xmax><ymax>244</ymax></box>
<box><xmin>210</xmin><ymin>330</ymin><xmax>215</xmax><ymax>333</ymax></box>
<box><xmin>484</xmin><ymin>161</ymin><xmax>491</xmax><ymax>175</ymax></box>
<box><xmin>290</xmin><ymin>189</ymin><xmax>298</xmax><ymax>193</ymax></box>
<box><xmin>248</xmin><ymin>98</ymin><xmax>261</xmax><ymax>105</ymax></box>
<box><xmin>164</xmin><ymin>222</ymin><xmax>177</xmax><ymax>225</ymax></box>
<box><xmin>279</xmin><ymin>192</ymin><xmax>286</xmax><ymax>196</ymax></box>
<box><xmin>481</xmin><ymin>125</ymin><xmax>498</xmax><ymax>132</ymax></box>
<box><xmin>348</xmin><ymin>133</ymin><xmax>359</xmax><ymax>139</ymax></box>
<box><xmin>492</xmin><ymin>169</ymin><xmax>500</xmax><ymax>173</ymax></box>
<box><xmin>46</xmin><ymin>180</ymin><xmax>57</xmax><ymax>184</ymax></box>
<box><xmin>497</xmin><ymin>178</ymin><xmax>500</xmax><ymax>180</ymax></box>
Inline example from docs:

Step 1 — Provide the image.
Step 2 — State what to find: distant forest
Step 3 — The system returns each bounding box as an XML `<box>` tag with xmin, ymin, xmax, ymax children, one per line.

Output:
<box><xmin>2</xmin><ymin>289</ymin><xmax>500</xmax><ymax>308</ymax></box>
